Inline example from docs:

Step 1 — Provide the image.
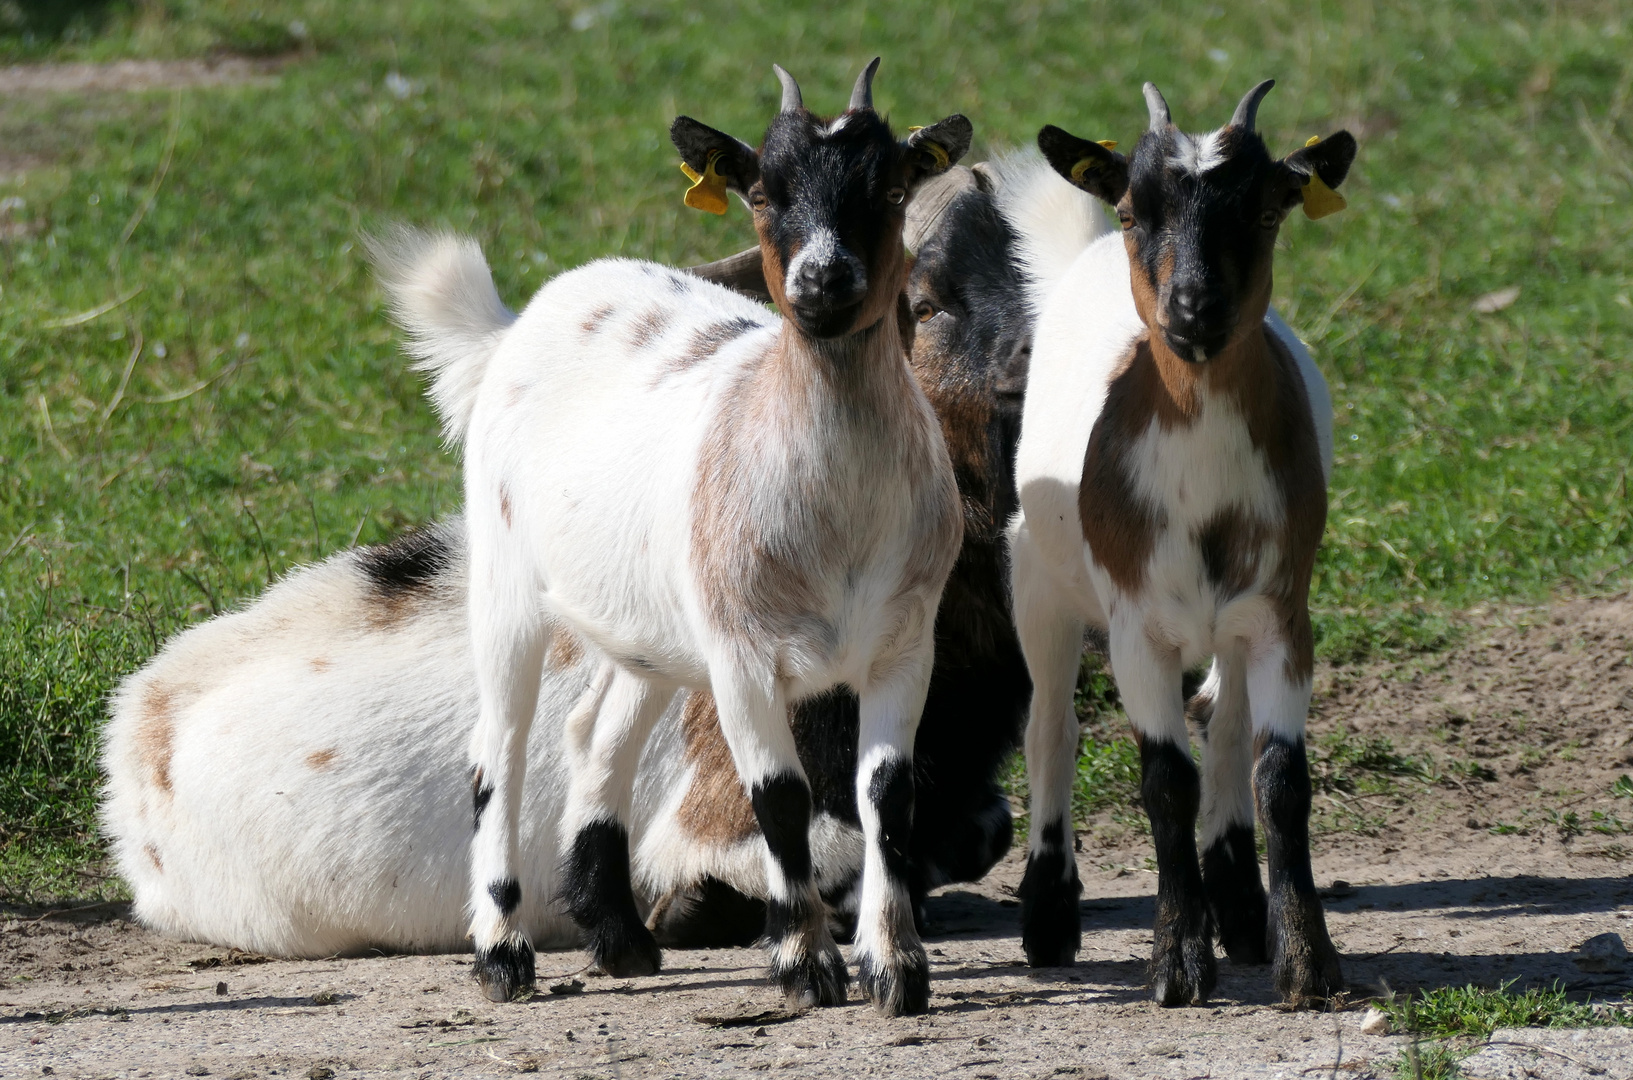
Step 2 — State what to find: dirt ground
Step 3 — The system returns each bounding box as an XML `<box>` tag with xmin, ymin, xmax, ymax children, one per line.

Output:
<box><xmin>3</xmin><ymin>597</ymin><xmax>1632</xmax><ymax>1079</ymax></box>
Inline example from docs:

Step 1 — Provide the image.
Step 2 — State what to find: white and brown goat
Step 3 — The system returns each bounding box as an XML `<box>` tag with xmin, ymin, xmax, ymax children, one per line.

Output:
<box><xmin>379</xmin><ymin>60</ymin><xmax>970</xmax><ymax>1015</ymax></box>
<box><xmin>1005</xmin><ymin>80</ymin><xmax>1354</xmax><ymax>1007</ymax></box>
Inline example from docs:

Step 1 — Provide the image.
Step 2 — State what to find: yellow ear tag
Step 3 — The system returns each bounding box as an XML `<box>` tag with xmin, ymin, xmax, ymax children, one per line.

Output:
<box><xmin>1069</xmin><ymin>142</ymin><xmax>1118</xmax><ymax>182</ymax></box>
<box><xmin>1299</xmin><ymin>136</ymin><xmax>1347</xmax><ymax>220</ymax></box>
<box><xmin>907</xmin><ymin>127</ymin><xmax>951</xmax><ymax>171</ymax></box>
<box><xmin>679</xmin><ymin>150</ymin><xmax>729</xmax><ymax>216</ymax></box>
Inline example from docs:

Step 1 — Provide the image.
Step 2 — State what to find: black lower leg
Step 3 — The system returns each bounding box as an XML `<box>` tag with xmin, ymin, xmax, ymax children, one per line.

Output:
<box><xmin>1255</xmin><ymin>734</ymin><xmax>1342</xmax><ymax>1005</ymax></box>
<box><xmin>1201</xmin><ymin>823</ymin><xmax>1269</xmax><ymax>964</ymax></box>
<box><xmin>1142</xmin><ymin>739</ymin><xmax>1216</xmax><ymax>1006</ymax></box>
<box><xmin>752</xmin><ymin>773</ymin><xmax>848</xmax><ymax>1008</ymax></box>
<box><xmin>562</xmin><ymin>820</ymin><xmax>662</xmax><ymax>978</ymax></box>
<box><xmin>856</xmin><ymin>759</ymin><xmax>928</xmax><ymax>1015</ymax></box>
<box><xmin>1019</xmin><ymin>818</ymin><xmax>1081</xmax><ymax>967</ymax></box>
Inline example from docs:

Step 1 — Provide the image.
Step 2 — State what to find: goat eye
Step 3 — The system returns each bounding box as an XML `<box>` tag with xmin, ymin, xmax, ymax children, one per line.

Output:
<box><xmin>912</xmin><ymin>300</ymin><xmax>936</xmax><ymax>322</ymax></box>
<box><xmin>1258</xmin><ymin>209</ymin><xmax>1281</xmax><ymax>228</ymax></box>
<box><xmin>750</xmin><ymin>190</ymin><xmax>769</xmax><ymax>210</ymax></box>
<box><xmin>887</xmin><ymin>187</ymin><xmax>906</xmax><ymax>206</ymax></box>
<box><xmin>1117</xmin><ymin>211</ymin><xmax>1135</xmax><ymax>231</ymax></box>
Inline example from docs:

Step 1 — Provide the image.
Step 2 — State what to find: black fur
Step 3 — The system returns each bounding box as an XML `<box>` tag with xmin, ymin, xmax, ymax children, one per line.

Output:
<box><xmin>561</xmin><ymin>821</ymin><xmax>662</xmax><ymax>978</ymax></box>
<box><xmin>354</xmin><ymin>522</ymin><xmax>455</xmax><ymax>600</ymax></box>
<box><xmin>750</xmin><ymin>772</ymin><xmax>815</xmax><ymax>883</ymax></box>
<box><xmin>473</xmin><ymin>938</ymin><xmax>534</xmax><ymax>1003</ymax></box>
<box><xmin>488</xmin><ymin>877</ymin><xmax>520</xmax><ymax>917</ymax></box>
<box><xmin>858</xmin><ymin>942</ymin><xmax>930</xmax><ymax>1016</ymax></box>
<box><xmin>1141</xmin><ymin>739</ymin><xmax>1217</xmax><ymax>1006</ymax></box>
<box><xmin>1200</xmin><ymin>823</ymin><xmax>1269</xmax><ymax>964</ymax></box>
<box><xmin>1255</xmin><ymin>734</ymin><xmax>1343</xmax><ymax>1003</ymax></box>
<box><xmin>471</xmin><ymin>767</ymin><xmax>492</xmax><ymax>833</ymax></box>
<box><xmin>649</xmin><ymin>878</ymin><xmax>766</xmax><ymax>948</ymax></box>
<box><xmin>867</xmin><ymin>757</ymin><xmax>915</xmax><ymax>883</ymax></box>
<box><xmin>1019</xmin><ymin>819</ymin><xmax>1081</xmax><ymax>967</ymax></box>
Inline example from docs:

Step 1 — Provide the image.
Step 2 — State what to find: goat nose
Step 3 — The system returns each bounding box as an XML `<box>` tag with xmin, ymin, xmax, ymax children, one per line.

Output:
<box><xmin>796</xmin><ymin>258</ymin><xmax>855</xmax><ymax>300</ymax></box>
<box><xmin>1168</xmin><ymin>281</ymin><xmax>1224</xmax><ymax>335</ymax></box>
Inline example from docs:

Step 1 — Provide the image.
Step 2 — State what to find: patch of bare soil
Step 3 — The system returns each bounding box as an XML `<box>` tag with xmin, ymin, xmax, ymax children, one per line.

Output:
<box><xmin>0</xmin><ymin>56</ymin><xmax>294</xmax><ymax>95</ymax></box>
<box><xmin>3</xmin><ymin>598</ymin><xmax>1631</xmax><ymax>1078</ymax></box>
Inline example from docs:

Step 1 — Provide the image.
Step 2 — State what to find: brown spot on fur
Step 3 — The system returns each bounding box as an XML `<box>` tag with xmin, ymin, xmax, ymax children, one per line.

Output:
<box><xmin>629</xmin><ymin>307</ymin><xmax>671</xmax><ymax>349</ymax></box>
<box><xmin>675</xmin><ymin>692</ymin><xmax>758</xmax><ymax>844</ymax></box>
<box><xmin>306</xmin><ymin>748</ymin><xmax>339</xmax><ymax>771</ymax></box>
<box><xmin>545</xmin><ymin>624</ymin><xmax>584</xmax><ymax>670</ymax></box>
<box><xmin>144</xmin><ymin>843</ymin><xmax>163</xmax><ymax>872</ymax></box>
<box><xmin>134</xmin><ymin>683</ymin><xmax>176</xmax><ymax>796</ymax></box>
<box><xmin>499</xmin><ymin>484</ymin><xmax>512</xmax><ymax>528</ymax></box>
<box><xmin>505</xmin><ymin>382</ymin><xmax>528</xmax><ymax>407</ymax></box>
<box><xmin>661</xmin><ymin>316</ymin><xmax>763</xmax><ymax>381</ymax></box>
<box><xmin>309</xmin><ymin>657</ymin><xmax>331</xmax><ymax>673</ymax></box>
<box><xmin>581</xmin><ymin>304</ymin><xmax>615</xmax><ymax>337</ymax></box>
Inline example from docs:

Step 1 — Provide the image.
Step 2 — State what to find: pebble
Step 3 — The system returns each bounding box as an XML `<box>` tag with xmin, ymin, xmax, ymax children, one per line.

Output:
<box><xmin>1359</xmin><ymin>1007</ymin><xmax>1391</xmax><ymax>1035</ymax></box>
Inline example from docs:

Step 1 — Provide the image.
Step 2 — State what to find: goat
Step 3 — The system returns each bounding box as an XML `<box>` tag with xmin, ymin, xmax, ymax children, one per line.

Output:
<box><xmin>101</xmin><ymin>163</ymin><xmax>1039</xmax><ymax>972</ymax></box>
<box><xmin>375</xmin><ymin>59</ymin><xmax>969</xmax><ymax>1015</ymax></box>
<box><xmin>1003</xmin><ymin>80</ymin><xmax>1354</xmax><ymax>1007</ymax></box>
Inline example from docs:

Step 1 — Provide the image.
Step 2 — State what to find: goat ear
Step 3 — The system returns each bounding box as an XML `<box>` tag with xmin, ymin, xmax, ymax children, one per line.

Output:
<box><xmin>1279</xmin><ymin>130</ymin><xmax>1357</xmax><ymax>218</ymax></box>
<box><xmin>1038</xmin><ymin>125</ymin><xmax>1127</xmax><ymax>205</ymax></box>
<box><xmin>903</xmin><ymin>115</ymin><xmax>973</xmax><ymax>187</ymax></box>
<box><xmin>669</xmin><ymin>117</ymin><xmax>760</xmax><ymax>195</ymax></box>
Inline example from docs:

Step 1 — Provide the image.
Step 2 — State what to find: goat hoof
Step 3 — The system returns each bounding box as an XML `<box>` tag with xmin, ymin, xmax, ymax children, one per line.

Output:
<box><xmin>590</xmin><ymin>919</ymin><xmax>663</xmax><ymax>978</ymax></box>
<box><xmin>1018</xmin><ymin>846</ymin><xmax>1081</xmax><ymax>968</ymax></box>
<box><xmin>474</xmin><ymin>938</ymin><xmax>536</xmax><ymax>1002</ymax></box>
<box><xmin>774</xmin><ymin>945</ymin><xmax>849</xmax><ymax>1009</ymax></box>
<box><xmin>1269</xmin><ymin>888</ymin><xmax>1344</xmax><ymax>1007</ymax></box>
<box><xmin>857</xmin><ymin>945</ymin><xmax>930</xmax><ymax>1016</ymax></box>
<box><xmin>1151</xmin><ymin>905</ymin><xmax>1217</xmax><ymax>1007</ymax></box>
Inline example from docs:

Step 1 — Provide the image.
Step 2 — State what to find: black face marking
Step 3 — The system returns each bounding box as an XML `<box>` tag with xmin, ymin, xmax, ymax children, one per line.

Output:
<box><xmin>488</xmin><ymin>877</ymin><xmax>520</xmax><ymax>916</ymax></box>
<box><xmin>866</xmin><ymin>757</ymin><xmax>915</xmax><ymax>883</ymax></box>
<box><xmin>750</xmin><ymin>771</ymin><xmax>814</xmax><ymax>884</ymax></box>
<box><xmin>561</xmin><ymin>820</ymin><xmax>662</xmax><ymax>977</ymax></box>
<box><xmin>471</xmin><ymin>767</ymin><xmax>493</xmax><ymax>832</ymax></box>
<box><xmin>355</xmin><ymin>522</ymin><xmax>455</xmax><ymax>600</ymax></box>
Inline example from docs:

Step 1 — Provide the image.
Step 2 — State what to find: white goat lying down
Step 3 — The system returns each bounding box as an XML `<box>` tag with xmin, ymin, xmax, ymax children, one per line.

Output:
<box><xmin>102</xmin><ymin>163</ymin><xmax>1048</xmax><ymax>984</ymax></box>
<box><xmin>1003</xmin><ymin>80</ymin><xmax>1353</xmax><ymax>1007</ymax></box>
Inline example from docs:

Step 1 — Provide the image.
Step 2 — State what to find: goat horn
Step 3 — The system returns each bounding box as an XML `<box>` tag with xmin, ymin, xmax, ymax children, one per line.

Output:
<box><xmin>1230</xmin><ymin>79</ymin><xmax>1276</xmax><ymax>132</ymax></box>
<box><xmin>849</xmin><ymin>56</ymin><xmax>881</xmax><ymax>112</ymax></box>
<box><xmin>1143</xmin><ymin>82</ymin><xmax>1171</xmax><ymax>131</ymax></box>
<box><xmin>773</xmin><ymin>64</ymin><xmax>803</xmax><ymax>114</ymax></box>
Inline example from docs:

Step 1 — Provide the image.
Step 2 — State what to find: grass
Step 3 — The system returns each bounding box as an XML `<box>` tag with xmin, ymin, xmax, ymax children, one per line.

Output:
<box><xmin>1384</xmin><ymin>981</ymin><xmax>1633</xmax><ymax>1079</ymax></box>
<box><xmin>4</xmin><ymin>0</ymin><xmax>1633</xmax><ymax>895</ymax></box>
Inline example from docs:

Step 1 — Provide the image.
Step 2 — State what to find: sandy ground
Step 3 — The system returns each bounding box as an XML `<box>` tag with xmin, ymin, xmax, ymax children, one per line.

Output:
<box><xmin>3</xmin><ymin>599</ymin><xmax>1631</xmax><ymax>1078</ymax></box>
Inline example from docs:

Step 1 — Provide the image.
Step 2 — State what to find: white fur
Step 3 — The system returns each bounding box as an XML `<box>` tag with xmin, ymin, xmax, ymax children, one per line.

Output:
<box><xmin>1169</xmin><ymin>128</ymin><xmax>1229</xmax><ymax>176</ymax></box>
<box><xmin>990</xmin><ymin>150</ymin><xmax>1114</xmax><ymax>318</ymax></box>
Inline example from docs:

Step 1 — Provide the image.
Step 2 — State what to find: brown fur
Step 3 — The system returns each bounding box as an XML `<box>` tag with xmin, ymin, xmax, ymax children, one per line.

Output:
<box><xmin>545</xmin><ymin>624</ymin><xmax>584</xmax><ymax>670</ymax></box>
<box><xmin>498</xmin><ymin>484</ymin><xmax>512</xmax><ymax>529</ymax></box>
<box><xmin>309</xmin><ymin>657</ymin><xmax>331</xmax><ymax>673</ymax></box>
<box><xmin>580</xmin><ymin>304</ymin><xmax>615</xmax><ymax>338</ymax></box>
<box><xmin>305</xmin><ymin>748</ymin><xmax>339</xmax><ymax>771</ymax></box>
<box><xmin>629</xmin><ymin>307</ymin><xmax>671</xmax><ymax>350</ymax></box>
<box><xmin>675</xmin><ymin>693</ymin><xmax>759</xmax><ymax>844</ymax></box>
<box><xmin>144</xmin><ymin>843</ymin><xmax>163</xmax><ymax>872</ymax></box>
<box><xmin>134</xmin><ymin>683</ymin><xmax>176</xmax><ymax>796</ymax></box>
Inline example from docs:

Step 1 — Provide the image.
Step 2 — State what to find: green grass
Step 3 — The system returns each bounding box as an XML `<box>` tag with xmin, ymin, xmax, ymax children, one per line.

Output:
<box><xmin>1385</xmin><ymin>981</ymin><xmax>1633</xmax><ymax>1079</ymax></box>
<box><xmin>4</xmin><ymin>0</ymin><xmax>1633</xmax><ymax>895</ymax></box>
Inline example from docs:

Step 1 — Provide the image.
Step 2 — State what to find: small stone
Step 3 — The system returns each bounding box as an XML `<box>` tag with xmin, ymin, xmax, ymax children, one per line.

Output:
<box><xmin>310</xmin><ymin>990</ymin><xmax>339</xmax><ymax>1006</ymax></box>
<box><xmin>307</xmin><ymin>1069</ymin><xmax>335</xmax><ymax>1080</ymax></box>
<box><xmin>1359</xmin><ymin>1007</ymin><xmax>1391</xmax><ymax>1035</ymax></box>
<box><xmin>215</xmin><ymin>981</ymin><xmax>228</xmax><ymax>996</ymax></box>
<box><xmin>1571</xmin><ymin>932</ymin><xmax>1628</xmax><ymax>973</ymax></box>
<box><xmin>548</xmin><ymin>978</ymin><xmax>585</xmax><ymax>996</ymax></box>
<box><xmin>185</xmin><ymin>1068</ymin><xmax>210</xmax><ymax>1077</ymax></box>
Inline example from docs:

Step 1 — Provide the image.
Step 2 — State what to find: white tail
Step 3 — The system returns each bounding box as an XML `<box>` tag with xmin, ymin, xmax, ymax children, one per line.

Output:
<box><xmin>989</xmin><ymin>151</ymin><xmax>1112</xmax><ymax>318</ymax></box>
<box><xmin>367</xmin><ymin>226</ymin><xmax>514</xmax><ymax>443</ymax></box>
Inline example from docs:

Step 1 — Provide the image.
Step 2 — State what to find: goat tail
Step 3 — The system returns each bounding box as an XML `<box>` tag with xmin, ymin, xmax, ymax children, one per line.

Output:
<box><xmin>988</xmin><ymin>150</ymin><xmax>1113</xmax><ymax>317</ymax></box>
<box><xmin>366</xmin><ymin>226</ymin><xmax>515</xmax><ymax>444</ymax></box>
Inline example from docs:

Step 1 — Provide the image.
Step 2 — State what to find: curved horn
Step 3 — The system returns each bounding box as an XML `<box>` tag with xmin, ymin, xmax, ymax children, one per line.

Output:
<box><xmin>848</xmin><ymin>56</ymin><xmax>881</xmax><ymax>112</ymax></box>
<box><xmin>1230</xmin><ymin>78</ymin><xmax>1276</xmax><ymax>132</ymax></box>
<box><xmin>1143</xmin><ymin>82</ymin><xmax>1171</xmax><ymax>131</ymax></box>
<box><xmin>773</xmin><ymin>64</ymin><xmax>803</xmax><ymax>113</ymax></box>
